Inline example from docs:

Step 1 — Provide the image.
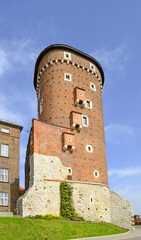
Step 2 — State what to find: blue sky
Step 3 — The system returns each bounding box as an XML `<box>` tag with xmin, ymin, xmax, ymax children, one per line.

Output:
<box><xmin>0</xmin><ymin>0</ymin><xmax>141</xmax><ymax>214</ymax></box>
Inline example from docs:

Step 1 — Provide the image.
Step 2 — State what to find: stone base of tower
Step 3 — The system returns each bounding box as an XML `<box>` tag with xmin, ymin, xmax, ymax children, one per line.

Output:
<box><xmin>17</xmin><ymin>153</ymin><xmax>134</xmax><ymax>230</ymax></box>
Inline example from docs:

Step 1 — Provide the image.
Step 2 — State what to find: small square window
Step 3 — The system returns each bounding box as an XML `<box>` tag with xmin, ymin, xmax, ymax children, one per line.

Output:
<box><xmin>64</xmin><ymin>73</ymin><xmax>72</xmax><ymax>82</ymax></box>
<box><xmin>0</xmin><ymin>169</ymin><xmax>8</xmax><ymax>182</ymax></box>
<box><xmin>94</xmin><ymin>171</ymin><xmax>99</xmax><ymax>178</ymax></box>
<box><xmin>86</xmin><ymin>145</ymin><xmax>93</xmax><ymax>153</ymax></box>
<box><xmin>1</xmin><ymin>144</ymin><xmax>9</xmax><ymax>157</ymax></box>
<box><xmin>0</xmin><ymin>192</ymin><xmax>8</xmax><ymax>206</ymax></box>
<box><xmin>90</xmin><ymin>63</ymin><xmax>95</xmax><ymax>71</ymax></box>
<box><xmin>90</xmin><ymin>82</ymin><xmax>96</xmax><ymax>92</ymax></box>
<box><xmin>64</xmin><ymin>52</ymin><xmax>71</xmax><ymax>60</ymax></box>
<box><xmin>68</xmin><ymin>168</ymin><xmax>72</xmax><ymax>175</ymax></box>
<box><xmin>85</xmin><ymin>99</ymin><xmax>92</xmax><ymax>109</ymax></box>
<box><xmin>40</xmin><ymin>98</ymin><xmax>43</xmax><ymax>114</ymax></box>
<box><xmin>1</xmin><ymin>128</ymin><xmax>10</xmax><ymax>134</ymax></box>
<box><xmin>82</xmin><ymin>115</ymin><xmax>89</xmax><ymax>127</ymax></box>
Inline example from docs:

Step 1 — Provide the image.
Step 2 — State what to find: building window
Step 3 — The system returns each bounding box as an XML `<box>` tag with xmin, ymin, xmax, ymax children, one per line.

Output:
<box><xmin>85</xmin><ymin>99</ymin><xmax>92</xmax><ymax>109</ymax></box>
<box><xmin>64</xmin><ymin>52</ymin><xmax>71</xmax><ymax>60</ymax></box>
<box><xmin>0</xmin><ymin>193</ymin><xmax>8</xmax><ymax>206</ymax></box>
<box><xmin>86</xmin><ymin>145</ymin><xmax>93</xmax><ymax>153</ymax></box>
<box><xmin>1</xmin><ymin>128</ymin><xmax>10</xmax><ymax>134</ymax></box>
<box><xmin>90</xmin><ymin>197</ymin><xmax>94</xmax><ymax>203</ymax></box>
<box><xmin>82</xmin><ymin>115</ymin><xmax>89</xmax><ymax>127</ymax></box>
<box><xmin>64</xmin><ymin>73</ymin><xmax>72</xmax><ymax>82</ymax></box>
<box><xmin>90</xmin><ymin>82</ymin><xmax>96</xmax><ymax>92</ymax></box>
<box><xmin>40</xmin><ymin>98</ymin><xmax>43</xmax><ymax>114</ymax></box>
<box><xmin>0</xmin><ymin>169</ymin><xmax>8</xmax><ymax>182</ymax></box>
<box><xmin>1</xmin><ymin>144</ymin><xmax>9</xmax><ymax>157</ymax></box>
<box><xmin>90</xmin><ymin>63</ymin><xmax>95</xmax><ymax>71</ymax></box>
<box><xmin>94</xmin><ymin>171</ymin><xmax>99</xmax><ymax>178</ymax></box>
<box><xmin>68</xmin><ymin>168</ymin><xmax>72</xmax><ymax>175</ymax></box>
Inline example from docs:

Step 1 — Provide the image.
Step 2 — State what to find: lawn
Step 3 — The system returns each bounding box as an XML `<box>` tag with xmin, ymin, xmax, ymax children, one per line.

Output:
<box><xmin>0</xmin><ymin>217</ymin><xmax>127</xmax><ymax>240</ymax></box>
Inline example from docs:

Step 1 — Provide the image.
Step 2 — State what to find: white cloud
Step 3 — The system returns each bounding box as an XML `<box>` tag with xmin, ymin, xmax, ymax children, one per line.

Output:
<box><xmin>0</xmin><ymin>105</ymin><xmax>25</xmax><ymax>126</ymax></box>
<box><xmin>0</xmin><ymin>90</ymin><xmax>37</xmax><ymax>127</ymax></box>
<box><xmin>105</xmin><ymin>123</ymin><xmax>135</xmax><ymax>145</ymax></box>
<box><xmin>105</xmin><ymin>123</ymin><xmax>134</xmax><ymax>134</ymax></box>
<box><xmin>0</xmin><ymin>39</ymin><xmax>37</xmax><ymax>75</ymax></box>
<box><xmin>91</xmin><ymin>42</ymin><xmax>130</xmax><ymax>73</ymax></box>
<box><xmin>108</xmin><ymin>166</ymin><xmax>141</xmax><ymax>177</ymax></box>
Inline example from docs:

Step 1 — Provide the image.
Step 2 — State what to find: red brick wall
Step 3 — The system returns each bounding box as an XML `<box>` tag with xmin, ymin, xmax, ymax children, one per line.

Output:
<box><xmin>31</xmin><ymin>48</ymin><xmax>108</xmax><ymax>186</ymax></box>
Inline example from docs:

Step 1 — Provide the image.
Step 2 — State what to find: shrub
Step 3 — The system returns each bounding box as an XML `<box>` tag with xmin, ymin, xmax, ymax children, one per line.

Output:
<box><xmin>60</xmin><ymin>182</ymin><xmax>85</xmax><ymax>221</ymax></box>
<box><xmin>34</xmin><ymin>215</ymin><xmax>42</xmax><ymax>219</ymax></box>
<box><xmin>42</xmin><ymin>214</ymin><xmax>64</xmax><ymax>220</ymax></box>
<box><xmin>13</xmin><ymin>208</ymin><xmax>17</xmax><ymax>215</ymax></box>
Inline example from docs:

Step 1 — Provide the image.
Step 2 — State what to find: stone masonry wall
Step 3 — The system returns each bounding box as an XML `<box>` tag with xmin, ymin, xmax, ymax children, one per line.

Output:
<box><xmin>110</xmin><ymin>190</ymin><xmax>135</xmax><ymax>230</ymax></box>
<box><xmin>70</xmin><ymin>182</ymin><xmax>110</xmax><ymax>223</ymax></box>
<box><xmin>17</xmin><ymin>152</ymin><xmax>134</xmax><ymax>230</ymax></box>
<box><xmin>17</xmin><ymin>153</ymin><xmax>67</xmax><ymax>217</ymax></box>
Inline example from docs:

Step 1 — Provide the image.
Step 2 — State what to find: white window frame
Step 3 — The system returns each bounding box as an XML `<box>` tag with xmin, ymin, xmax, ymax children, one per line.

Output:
<box><xmin>1</xmin><ymin>144</ymin><xmax>9</xmax><ymax>157</ymax></box>
<box><xmin>1</xmin><ymin>128</ymin><xmax>10</xmax><ymax>134</ymax></box>
<box><xmin>64</xmin><ymin>73</ymin><xmax>72</xmax><ymax>82</ymax></box>
<box><xmin>67</xmin><ymin>168</ymin><xmax>72</xmax><ymax>175</ymax></box>
<box><xmin>0</xmin><ymin>193</ymin><xmax>8</xmax><ymax>206</ymax></box>
<box><xmin>94</xmin><ymin>170</ymin><xmax>99</xmax><ymax>178</ymax></box>
<box><xmin>40</xmin><ymin>98</ymin><xmax>43</xmax><ymax>114</ymax></box>
<box><xmin>90</xmin><ymin>63</ymin><xmax>95</xmax><ymax>71</ymax></box>
<box><xmin>0</xmin><ymin>169</ymin><xmax>8</xmax><ymax>182</ymax></box>
<box><xmin>64</xmin><ymin>52</ymin><xmax>71</xmax><ymax>60</ymax></box>
<box><xmin>85</xmin><ymin>99</ymin><xmax>92</xmax><ymax>109</ymax></box>
<box><xmin>82</xmin><ymin>115</ymin><xmax>89</xmax><ymax>127</ymax></box>
<box><xmin>90</xmin><ymin>82</ymin><xmax>96</xmax><ymax>92</ymax></box>
<box><xmin>86</xmin><ymin>145</ymin><xmax>93</xmax><ymax>153</ymax></box>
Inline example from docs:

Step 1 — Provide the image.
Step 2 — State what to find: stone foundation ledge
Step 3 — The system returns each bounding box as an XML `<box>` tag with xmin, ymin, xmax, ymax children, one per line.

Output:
<box><xmin>0</xmin><ymin>212</ymin><xmax>13</xmax><ymax>217</ymax></box>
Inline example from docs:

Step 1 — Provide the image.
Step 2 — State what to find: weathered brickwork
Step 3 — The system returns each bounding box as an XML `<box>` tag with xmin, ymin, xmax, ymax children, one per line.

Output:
<box><xmin>0</xmin><ymin>120</ymin><xmax>22</xmax><ymax>212</ymax></box>
<box><xmin>17</xmin><ymin>44</ymin><xmax>134</xmax><ymax>230</ymax></box>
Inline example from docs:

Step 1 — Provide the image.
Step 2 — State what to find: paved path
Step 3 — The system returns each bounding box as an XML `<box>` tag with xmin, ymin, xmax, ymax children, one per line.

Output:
<box><xmin>70</xmin><ymin>226</ymin><xmax>141</xmax><ymax>240</ymax></box>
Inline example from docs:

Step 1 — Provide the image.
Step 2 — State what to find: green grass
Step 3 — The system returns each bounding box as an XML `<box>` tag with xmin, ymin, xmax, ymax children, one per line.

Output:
<box><xmin>0</xmin><ymin>217</ymin><xmax>127</xmax><ymax>240</ymax></box>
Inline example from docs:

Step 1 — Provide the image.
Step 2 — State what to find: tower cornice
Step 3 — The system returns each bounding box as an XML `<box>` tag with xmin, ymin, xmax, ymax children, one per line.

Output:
<box><xmin>33</xmin><ymin>44</ymin><xmax>105</xmax><ymax>89</ymax></box>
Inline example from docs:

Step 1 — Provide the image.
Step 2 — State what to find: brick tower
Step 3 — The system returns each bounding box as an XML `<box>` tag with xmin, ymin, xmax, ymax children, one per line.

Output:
<box><xmin>34</xmin><ymin>44</ymin><xmax>108</xmax><ymax>185</ymax></box>
<box><xmin>18</xmin><ymin>44</ymin><xmax>134</xmax><ymax>230</ymax></box>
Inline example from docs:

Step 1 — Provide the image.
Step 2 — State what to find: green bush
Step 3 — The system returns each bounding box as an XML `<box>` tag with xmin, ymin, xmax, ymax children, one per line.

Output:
<box><xmin>42</xmin><ymin>214</ymin><xmax>64</xmax><ymax>220</ymax></box>
<box><xmin>60</xmin><ymin>182</ymin><xmax>85</xmax><ymax>221</ymax></box>
<box><xmin>34</xmin><ymin>215</ymin><xmax>42</xmax><ymax>219</ymax></box>
<box><xmin>28</xmin><ymin>214</ymin><xmax>64</xmax><ymax>220</ymax></box>
<box><xmin>13</xmin><ymin>209</ymin><xmax>17</xmax><ymax>215</ymax></box>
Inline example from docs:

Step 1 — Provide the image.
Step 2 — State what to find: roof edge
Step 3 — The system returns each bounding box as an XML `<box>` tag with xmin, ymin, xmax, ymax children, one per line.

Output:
<box><xmin>33</xmin><ymin>44</ymin><xmax>105</xmax><ymax>89</ymax></box>
<box><xmin>0</xmin><ymin>119</ymin><xmax>23</xmax><ymax>131</ymax></box>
